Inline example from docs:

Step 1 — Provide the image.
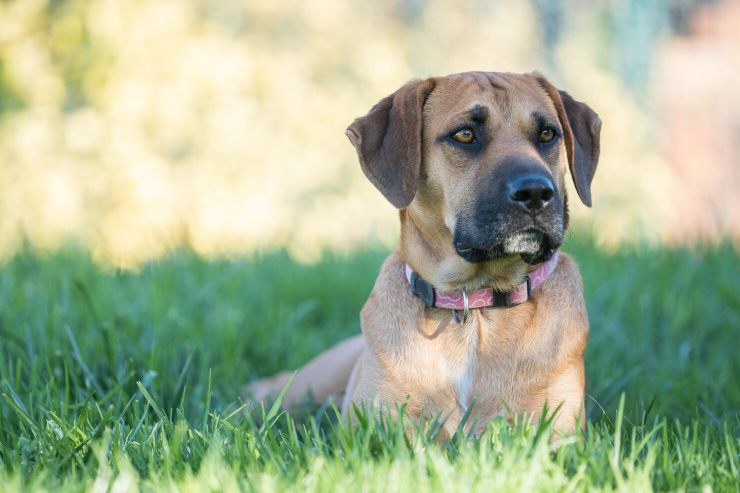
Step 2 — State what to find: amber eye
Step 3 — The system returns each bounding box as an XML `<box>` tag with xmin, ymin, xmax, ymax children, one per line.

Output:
<box><xmin>452</xmin><ymin>128</ymin><xmax>475</xmax><ymax>144</ymax></box>
<box><xmin>539</xmin><ymin>128</ymin><xmax>556</xmax><ymax>143</ymax></box>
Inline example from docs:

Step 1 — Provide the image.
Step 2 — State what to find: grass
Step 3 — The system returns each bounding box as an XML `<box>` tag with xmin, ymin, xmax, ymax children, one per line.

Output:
<box><xmin>0</xmin><ymin>235</ymin><xmax>737</xmax><ymax>491</ymax></box>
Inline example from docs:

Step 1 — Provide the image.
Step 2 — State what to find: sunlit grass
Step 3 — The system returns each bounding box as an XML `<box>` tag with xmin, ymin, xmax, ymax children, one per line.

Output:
<box><xmin>0</xmin><ymin>235</ymin><xmax>737</xmax><ymax>491</ymax></box>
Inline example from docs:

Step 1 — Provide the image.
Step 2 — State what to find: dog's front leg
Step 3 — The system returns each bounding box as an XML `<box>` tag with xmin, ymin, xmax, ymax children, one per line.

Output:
<box><xmin>248</xmin><ymin>334</ymin><xmax>365</xmax><ymax>408</ymax></box>
<box><xmin>544</xmin><ymin>358</ymin><xmax>587</xmax><ymax>437</ymax></box>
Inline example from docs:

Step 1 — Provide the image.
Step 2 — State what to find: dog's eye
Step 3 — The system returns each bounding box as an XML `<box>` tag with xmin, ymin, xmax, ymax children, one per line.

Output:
<box><xmin>452</xmin><ymin>128</ymin><xmax>476</xmax><ymax>144</ymax></box>
<box><xmin>539</xmin><ymin>128</ymin><xmax>556</xmax><ymax>143</ymax></box>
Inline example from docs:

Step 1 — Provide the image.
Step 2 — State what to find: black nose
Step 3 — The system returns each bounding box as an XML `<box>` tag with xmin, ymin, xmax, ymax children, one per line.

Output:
<box><xmin>507</xmin><ymin>174</ymin><xmax>555</xmax><ymax>212</ymax></box>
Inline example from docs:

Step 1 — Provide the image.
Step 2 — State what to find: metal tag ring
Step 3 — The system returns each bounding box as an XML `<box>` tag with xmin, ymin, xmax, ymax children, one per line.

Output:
<box><xmin>452</xmin><ymin>287</ymin><xmax>469</xmax><ymax>324</ymax></box>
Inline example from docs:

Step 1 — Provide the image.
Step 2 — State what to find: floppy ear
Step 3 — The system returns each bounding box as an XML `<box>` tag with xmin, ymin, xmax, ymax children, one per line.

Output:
<box><xmin>345</xmin><ymin>78</ymin><xmax>436</xmax><ymax>209</ymax></box>
<box><xmin>536</xmin><ymin>76</ymin><xmax>602</xmax><ymax>207</ymax></box>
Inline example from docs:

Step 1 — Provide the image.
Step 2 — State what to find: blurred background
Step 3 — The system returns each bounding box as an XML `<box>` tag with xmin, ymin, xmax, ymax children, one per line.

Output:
<box><xmin>0</xmin><ymin>0</ymin><xmax>738</xmax><ymax>268</ymax></box>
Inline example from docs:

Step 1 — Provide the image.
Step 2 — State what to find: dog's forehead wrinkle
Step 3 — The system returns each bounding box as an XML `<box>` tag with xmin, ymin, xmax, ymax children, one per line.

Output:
<box><xmin>471</xmin><ymin>72</ymin><xmax>490</xmax><ymax>92</ymax></box>
<box><xmin>446</xmin><ymin>75</ymin><xmax>482</xmax><ymax>95</ymax></box>
<box><xmin>449</xmin><ymin>103</ymin><xmax>487</xmax><ymax>122</ymax></box>
<box><xmin>487</xmin><ymin>72</ymin><xmax>518</xmax><ymax>115</ymax></box>
<box><xmin>432</xmin><ymin>73</ymin><xmax>517</xmax><ymax>121</ymax></box>
<box><xmin>484</xmin><ymin>72</ymin><xmax>509</xmax><ymax>89</ymax></box>
<box><xmin>531</xmin><ymin>110</ymin><xmax>559</xmax><ymax>127</ymax></box>
<box><xmin>473</xmin><ymin>74</ymin><xmax>486</xmax><ymax>91</ymax></box>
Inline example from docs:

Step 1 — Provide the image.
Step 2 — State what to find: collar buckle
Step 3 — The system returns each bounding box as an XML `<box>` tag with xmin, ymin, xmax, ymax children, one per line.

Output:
<box><xmin>492</xmin><ymin>290</ymin><xmax>510</xmax><ymax>307</ymax></box>
<box><xmin>493</xmin><ymin>276</ymin><xmax>532</xmax><ymax>307</ymax></box>
<box><xmin>410</xmin><ymin>271</ymin><xmax>435</xmax><ymax>307</ymax></box>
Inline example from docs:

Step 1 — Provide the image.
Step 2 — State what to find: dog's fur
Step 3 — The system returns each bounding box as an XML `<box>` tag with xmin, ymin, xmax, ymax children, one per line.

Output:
<box><xmin>250</xmin><ymin>71</ymin><xmax>601</xmax><ymax>437</ymax></box>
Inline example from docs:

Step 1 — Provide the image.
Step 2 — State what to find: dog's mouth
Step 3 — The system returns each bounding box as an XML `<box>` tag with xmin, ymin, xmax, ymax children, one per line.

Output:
<box><xmin>502</xmin><ymin>229</ymin><xmax>545</xmax><ymax>255</ymax></box>
<box><xmin>454</xmin><ymin>228</ymin><xmax>559</xmax><ymax>265</ymax></box>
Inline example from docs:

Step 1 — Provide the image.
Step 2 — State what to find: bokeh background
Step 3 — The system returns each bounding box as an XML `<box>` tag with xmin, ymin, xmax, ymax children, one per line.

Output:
<box><xmin>1</xmin><ymin>0</ymin><xmax>738</xmax><ymax>268</ymax></box>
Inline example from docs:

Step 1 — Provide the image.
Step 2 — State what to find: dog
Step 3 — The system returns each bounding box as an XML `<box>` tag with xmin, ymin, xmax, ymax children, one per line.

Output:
<box><xmin>249</xmin><ymin>71</ymin><xmax>601</xmax><ymax>437</ymax></box>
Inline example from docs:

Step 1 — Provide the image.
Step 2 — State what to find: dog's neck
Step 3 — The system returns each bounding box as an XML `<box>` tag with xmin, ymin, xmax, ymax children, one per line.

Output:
<box><xmin>399</xmin><ymin>207</ymin><xmax>533</xmax><ymax>292</ymax></box>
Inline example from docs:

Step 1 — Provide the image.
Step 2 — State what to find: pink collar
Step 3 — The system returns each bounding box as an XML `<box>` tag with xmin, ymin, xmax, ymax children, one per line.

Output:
<box><xmin>405</xmin><ymin>252</ymin><xmax>559</xmax><ymax>317</ymax></box>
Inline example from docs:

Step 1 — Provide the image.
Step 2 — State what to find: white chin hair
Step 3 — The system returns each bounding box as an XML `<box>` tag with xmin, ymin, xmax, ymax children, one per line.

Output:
<box><xmin>502</xmin><ymin>230</ymin><xmax>544</xmax><ymax>254</ymax></box>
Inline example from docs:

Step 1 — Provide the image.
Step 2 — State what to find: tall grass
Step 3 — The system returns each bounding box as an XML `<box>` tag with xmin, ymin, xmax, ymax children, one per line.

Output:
<box><xmin>0</xmin><ymin>235</ymin><xmax>737</xmax><ymax>491</ymax></box>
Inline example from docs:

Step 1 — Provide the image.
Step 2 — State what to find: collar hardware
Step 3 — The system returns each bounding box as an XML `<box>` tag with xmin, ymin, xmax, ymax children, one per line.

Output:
<box><xmin>451</xmin><ymin>288</ymin><xmax>469</xmax><ymax>324</ymax></box>
<box><xmin>409</xmin><ymin>270</ymin><xmax>435</xmax><ymax>307</ymax></box>
<box><xmin>404</xmin><ymin>251</ymin><xmax>559</xmax><ymax>317</ymax></box>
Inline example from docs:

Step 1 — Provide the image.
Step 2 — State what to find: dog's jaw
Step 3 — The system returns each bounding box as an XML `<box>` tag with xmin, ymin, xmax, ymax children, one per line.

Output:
<box><xmin>453</xmin><ymin>225</ymin><xmax>562</xmax><ymax>266</ymax></box>
<box><xmin>502</xmin><ymin>230</ymin><xmax>544</xmax><ymax>255</ymax></box>
<box><xmin>402</xmin><ymin>207</ymin><xmax>562</xmax><ymax>291</ymax></box>
<box><xmin>506</xmin><ymin>227</ymin><xmax>560</xmax><ymax>265</ymax></box>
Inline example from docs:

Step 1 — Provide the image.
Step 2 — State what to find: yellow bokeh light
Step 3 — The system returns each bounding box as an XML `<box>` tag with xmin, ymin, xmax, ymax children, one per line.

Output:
<box><xmin>0</xmin><ymin>0</ymin><xmax>737</xmax><ymax>268</ymax></box>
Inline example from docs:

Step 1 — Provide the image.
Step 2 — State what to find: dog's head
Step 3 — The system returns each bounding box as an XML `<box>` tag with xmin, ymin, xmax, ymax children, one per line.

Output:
<box><xmin>346</xmin><ymin>71</ymin><xmax>600</xmax><ymax>269</ymax></box>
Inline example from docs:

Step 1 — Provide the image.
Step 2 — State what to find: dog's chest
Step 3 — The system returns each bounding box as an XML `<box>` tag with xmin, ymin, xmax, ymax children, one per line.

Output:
<box><xmin>412</xmin><ymin>310</ymin><xmax>540</xmax><ymax>413</ymax></box>
<box><xmin>435</xmin><ymin>324</ymin><xmax>478</xmax><ymax>410</ymax></box>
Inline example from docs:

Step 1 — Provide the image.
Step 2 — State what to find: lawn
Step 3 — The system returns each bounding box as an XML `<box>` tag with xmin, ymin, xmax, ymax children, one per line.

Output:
<box><xmin>0</xmin><ymin>235</ymin><xmax>737</xmax><ymax>492</ymax></box>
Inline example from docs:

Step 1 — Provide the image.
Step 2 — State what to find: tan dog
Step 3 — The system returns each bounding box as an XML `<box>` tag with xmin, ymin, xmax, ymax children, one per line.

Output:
<box><xmin>250</xmin><ymin>71</ymin><xmax>601</xmax><ymax>437</ymax></box>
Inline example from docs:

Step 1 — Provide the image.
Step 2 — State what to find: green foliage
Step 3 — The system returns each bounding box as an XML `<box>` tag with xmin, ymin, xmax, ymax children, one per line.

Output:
<box><xmin>0</xmin><ymin>237</ymin><xmax>738</xmax><ymax>491</ymax></box>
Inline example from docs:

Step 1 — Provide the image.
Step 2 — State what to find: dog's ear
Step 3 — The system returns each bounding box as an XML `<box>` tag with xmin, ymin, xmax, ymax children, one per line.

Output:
<box><xmin>536</xmin><ymin>75</ymin><xmax>602</xmax><ymax>207</ymax></box>
<box><xmin>345</xmin><ymin>78</ymin><xmax>436</xmax><ymax>209</ymax></box>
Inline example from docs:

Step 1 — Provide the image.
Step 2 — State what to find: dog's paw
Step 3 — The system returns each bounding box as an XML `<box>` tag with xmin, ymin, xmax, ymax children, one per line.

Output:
<box><xmin>242</xmin><ymin>372</ymin><xmax>292</xmax><ymax>408</ymax></box>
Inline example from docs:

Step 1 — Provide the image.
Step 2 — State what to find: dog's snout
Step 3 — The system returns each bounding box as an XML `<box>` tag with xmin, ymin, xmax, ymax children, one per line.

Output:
<box><xmin>507</xmin><ymin>174</ymin><xmax>555</xmax><ymax>212</ymax></box>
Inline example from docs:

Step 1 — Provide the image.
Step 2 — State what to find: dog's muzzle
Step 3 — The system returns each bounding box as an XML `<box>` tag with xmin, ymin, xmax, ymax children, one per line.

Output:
<box><xmin>453</xmin><ymin>168</ymin><xmax>564</xmax><ymax>265</ymax></box>
<box><xmin>454</xmin><ymin>231</ymin><xmax>558</xmax><ymax>265</ymax></box>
